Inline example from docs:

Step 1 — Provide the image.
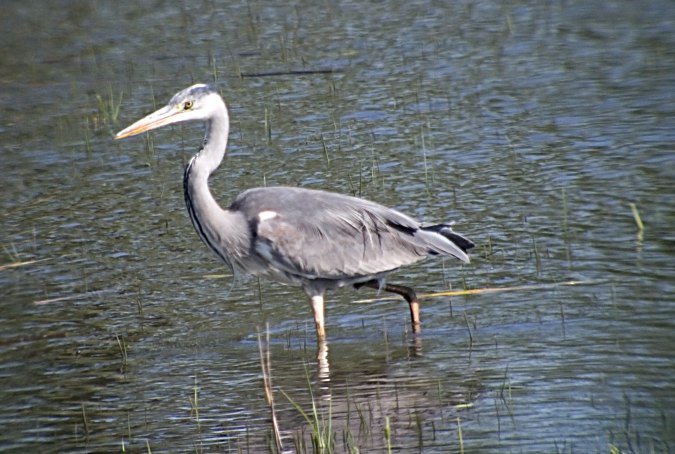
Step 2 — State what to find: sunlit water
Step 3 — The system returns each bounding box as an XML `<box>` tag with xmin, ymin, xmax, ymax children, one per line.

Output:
<box><xmin>1</xmin><ymin>0</ymin><xmax>674</xmax><ymax>452</ymax></box>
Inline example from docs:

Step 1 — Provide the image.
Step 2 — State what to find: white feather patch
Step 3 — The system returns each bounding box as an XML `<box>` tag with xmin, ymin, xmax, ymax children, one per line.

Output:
<box><xmin>258</xmin><ymin>210</ymin><xmax>278</xmax><ymax>222</ymax></box>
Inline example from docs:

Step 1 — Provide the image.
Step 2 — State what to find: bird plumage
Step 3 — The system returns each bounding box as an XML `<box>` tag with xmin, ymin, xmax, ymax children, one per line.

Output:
<box><xmin>229</xmin><ymin>186</ymin><xmax>469</xmax><ymax>282</ymax></box>
<box><xmin>115</xmin><ymin>83</ymin><xmax>474</xmax><ymax>339</ymax></box>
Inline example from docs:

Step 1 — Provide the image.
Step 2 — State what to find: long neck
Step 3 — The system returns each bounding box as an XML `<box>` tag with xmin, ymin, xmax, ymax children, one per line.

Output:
<box><xmin>182</xmin><ymin>102</ymin><xmax>245</xmax><ymax>270</ymax></box>
<box><xmin>194</xmin><ymin>102</ymin><xmax>230</xmax><ymax>176</ymax></box>
<box><xmin>183</xmin><ymin>100</ymin><xmax>229</xmax><ymax>219</ymax></box>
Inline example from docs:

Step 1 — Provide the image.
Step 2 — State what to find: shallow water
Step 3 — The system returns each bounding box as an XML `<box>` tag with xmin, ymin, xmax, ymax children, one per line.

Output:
<box><xmin>2</xmin><ymin>0</ymin><xmax>674</xmax><ymax>452</ymax></box>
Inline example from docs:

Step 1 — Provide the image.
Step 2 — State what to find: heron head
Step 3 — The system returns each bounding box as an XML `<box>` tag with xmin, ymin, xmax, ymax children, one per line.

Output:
<box><xmin>115</xmin><ymin>84</ymin><xmax>224</xmax><ymax>139</ymax></box>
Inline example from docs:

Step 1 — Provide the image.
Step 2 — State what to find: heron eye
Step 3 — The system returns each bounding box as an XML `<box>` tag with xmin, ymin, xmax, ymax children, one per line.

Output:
<box><xmin>183</xmin><ymin>101</ymin><xmax>193</xmax><ymax>110</ymax></box>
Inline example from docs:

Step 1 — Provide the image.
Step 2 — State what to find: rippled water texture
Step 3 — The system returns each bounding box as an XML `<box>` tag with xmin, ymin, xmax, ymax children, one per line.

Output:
<box><xmin>1</xmin><ymin>1</ymin><xmax>674</xmax><ymax>452</ymax></box>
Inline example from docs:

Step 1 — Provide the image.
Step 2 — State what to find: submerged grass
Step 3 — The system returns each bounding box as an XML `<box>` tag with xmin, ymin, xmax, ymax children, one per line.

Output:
<box><xmin>629</xmin><ymin>203</ymin><xmax>644</xmax><ymax>231</ymax></box>
<box><xmin>279</xmin><ymin>366</ymin><xmax>335</xmax><ymax>453</ymax></box>
<box><xmin>258</xmin><ymin>326</ymin><xmax>283</xmax><ymax>453</ymax></box>
<box><xmin>81</xmin><ymin>403</ymin><xmax>89</xmax><ymax>438</ymax></box>
<box><xmin>189</xmin><ymin>376</ymin><xmax>201</xmax><ymax>434</ymax></box>
<box><xmin>264</xmin><ymin>107</ymin><xmax>272</xmax><ymax>144</ymax></box>
<box><xmin>320</xmin><ymin>134</ymin><xmax>331</xmax><ymax>166</ymax></box>
<box><xmin>252</xmin><ymin>326</ymin><xmax>477</xmax><ymax>453</ymax></box>
<box><xmin>418</xmin><ymin>122</ymin><xmax>434</xmax><ymax>200</ymax></box>
<box><xmin>384</xmin><ymin>416</ymin><xmax>392</xmax><ymax>453</ymax></box>
<box><xmin>115</xmin><ymin>334</ymin><xmax>128</xmax><ymax>373</ymax></box>
<box><xmin>95</xmin><ymin>85</ymin><xmax>124</xmax><ymax>128</ymax></box>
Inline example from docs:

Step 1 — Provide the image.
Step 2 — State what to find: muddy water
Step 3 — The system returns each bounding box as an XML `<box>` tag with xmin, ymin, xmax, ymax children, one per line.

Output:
<box><xmin>1</xmin><ymin>0</ymin><xmax>674</xmax><ymax>452</ymax></box>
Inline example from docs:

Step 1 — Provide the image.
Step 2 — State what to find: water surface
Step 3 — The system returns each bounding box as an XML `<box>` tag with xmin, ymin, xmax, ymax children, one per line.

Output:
<box><xmin>1</xmin><ymin>0</ymin><xmax>674</xmax><ymax>452</ymax></box>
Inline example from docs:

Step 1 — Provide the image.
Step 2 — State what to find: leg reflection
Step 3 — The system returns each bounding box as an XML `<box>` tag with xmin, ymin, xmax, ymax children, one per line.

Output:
<box><xmin>407</xmin><ymin>331</ymin><xmax>423</xmax><ymax>357</ymax></box>
<box><xmin>315</xmin><ymin>338</ymin><xmax>334</xmax><ymax>413</ymax></box>
<box><xmin>316</xmin><ymin>338</ymin><xmax>331</xmax><ymax>383</ymax></box>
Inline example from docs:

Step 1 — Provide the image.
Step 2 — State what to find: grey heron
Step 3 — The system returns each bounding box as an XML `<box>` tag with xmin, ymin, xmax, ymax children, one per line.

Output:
<box><xmin>115</xmin><ymin>84</ymin><xmax>474</xmax><ymax>340</ymax></box>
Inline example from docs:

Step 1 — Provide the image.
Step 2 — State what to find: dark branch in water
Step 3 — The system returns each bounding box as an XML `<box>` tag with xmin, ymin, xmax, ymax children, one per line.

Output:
<box><xmin>240</xmin><ymin>68</ymin><xmax>341</xmax><ymax>78</ymax></box>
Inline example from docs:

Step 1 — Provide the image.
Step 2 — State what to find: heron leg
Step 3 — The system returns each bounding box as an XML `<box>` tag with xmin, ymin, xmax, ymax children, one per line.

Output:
<box><xmin>358</xmin><ymin>281</ymin><xmax>421</xmax><ymax>334</ymax></box>
<box><xmin>310</xmin><ymin>294</ymin><xmax>326</xmax><ymax>340</ymax></box>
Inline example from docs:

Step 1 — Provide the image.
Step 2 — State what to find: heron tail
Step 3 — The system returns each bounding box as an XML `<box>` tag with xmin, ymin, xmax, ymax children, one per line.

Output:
<box><xmin>420</xmin><ymin>224</ymin><xmax>475</xmax><ymax>263</ymax></box>
<box><xmin>423</xmin><ymin>224</ymin><xmax>475</xmax><ymax>253</ymax></box>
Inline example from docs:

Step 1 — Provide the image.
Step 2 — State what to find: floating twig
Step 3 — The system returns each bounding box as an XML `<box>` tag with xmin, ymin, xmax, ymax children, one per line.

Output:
<box><xmin>353</xmin><ymin>279</ymin><xmax>605</xmax><ymax>304</ymax></box>
<box><xmin>0</xmin><ymin>258</ymin><xmax>50</xmax><ymax>271</ymax></box>
<box><xmin>33</xmin><ymin>289</ymin><xmax>115</xmax><ymax>306</ymax></box>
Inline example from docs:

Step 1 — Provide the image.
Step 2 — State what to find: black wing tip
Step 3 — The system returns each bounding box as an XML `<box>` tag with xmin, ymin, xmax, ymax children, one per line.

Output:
<box><xmin>423</xmin><ymin>224</ymin><xmax>475</xmax><ymax>253</ymax></box>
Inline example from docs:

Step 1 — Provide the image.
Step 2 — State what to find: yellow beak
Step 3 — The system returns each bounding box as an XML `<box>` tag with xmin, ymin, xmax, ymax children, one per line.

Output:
<box><xmin>115</xmin><ymin>104</ymin><xmax>182</xmax><ymax>139</ymax></box>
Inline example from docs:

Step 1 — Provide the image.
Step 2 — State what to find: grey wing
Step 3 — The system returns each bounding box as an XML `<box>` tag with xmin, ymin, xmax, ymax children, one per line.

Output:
<box><xmin>232</xmin><ymin>187</ymin><xmax>467</xmax><ymax>281</ymax></box>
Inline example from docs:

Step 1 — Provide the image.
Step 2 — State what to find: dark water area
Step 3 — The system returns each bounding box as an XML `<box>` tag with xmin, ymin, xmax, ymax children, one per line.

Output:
<box><xmin>1</xmin><ymin>0</ymin><xmax>674</xmax><ymax>452</ymax></box>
